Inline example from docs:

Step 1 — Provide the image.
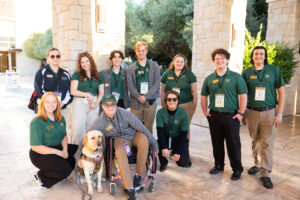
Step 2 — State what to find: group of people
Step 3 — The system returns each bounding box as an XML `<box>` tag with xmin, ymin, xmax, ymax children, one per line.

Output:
<box><xmin>29</xmin><ymin>41</ymin><xmax>285</xmax><ymax>200</ymax></box>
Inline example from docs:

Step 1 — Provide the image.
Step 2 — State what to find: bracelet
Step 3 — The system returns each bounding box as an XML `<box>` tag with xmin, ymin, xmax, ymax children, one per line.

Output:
<box><xmin>276</xmin><ymin>113</ymin><xmax>283</xmax><ymax>117</ymax></box>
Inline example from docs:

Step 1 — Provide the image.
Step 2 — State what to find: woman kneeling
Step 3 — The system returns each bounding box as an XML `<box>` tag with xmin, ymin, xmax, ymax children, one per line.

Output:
<box><xmin>156</xmin><ymin>90</ymin><xmax>191</xmax><ymax>171</ymax></box>
<box><xmin>29</xmin><ymin>92</ymin><xmax>78</xmax><ymax>188</ymax></box>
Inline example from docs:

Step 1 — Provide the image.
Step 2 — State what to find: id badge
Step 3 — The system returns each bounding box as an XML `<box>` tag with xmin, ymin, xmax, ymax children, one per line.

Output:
<box><xmin>168</xmin><ymin>137</ymin><xmax>172</xmax><ymax>149</ymax></box>
<box><xmin>215</xmin><ymin>94</ymin><xmax>225</xmax><ymax>108</ymax></box>
<box><xmin>55</xmin><ymin>92</ymin><xmax>62</xmax><ymax>102</ymax></box>
<box><xmin>255</xmin><ymin>87</ymin><xmax>266</xmax><ymax>101</ymax></box>
<box><xmin>172</xmin><ymin>87</ymin><xmax>180</xmax><ymax>95</ymax></box>
<box><xmin>140</xmin><ymin>82</ymin><xmax>149</xmax><ymax>94</ymax></box>
<box><xmin>112</xmin><ymin>91</ymin><xmax>120</xmax><ymax>102</ymax></box>
<box><xmin>83</xmin><ymin>97</ymin><xmax>89</xmax><ymax>104</ymax></box>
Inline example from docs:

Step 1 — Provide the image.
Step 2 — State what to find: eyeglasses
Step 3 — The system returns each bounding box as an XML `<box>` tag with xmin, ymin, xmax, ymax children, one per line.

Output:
<box><xmin>167</xmin><ymin>98</ymin><xmax>178</xmax><ymax>102</ymax></box>
<box><xmin>103</xmin><ymin>103</ymin><xmax>117</xmax><ymax>108</ymax></box>
<box><xmin>50</xmin><ymin>55</ymin><xmax>61</xmax><ymax>59</ymax></box>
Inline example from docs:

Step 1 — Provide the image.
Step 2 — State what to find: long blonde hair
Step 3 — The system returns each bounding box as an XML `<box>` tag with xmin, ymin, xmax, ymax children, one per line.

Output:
<box><xmin>37</xmin><ymin>92</ymin><xmax>62</xmax><ymax>122</ymax></box>
<box><xmin>168</xmin><ymin>54</ymin><xmax>189</xmax><ymax>71</ymax></box>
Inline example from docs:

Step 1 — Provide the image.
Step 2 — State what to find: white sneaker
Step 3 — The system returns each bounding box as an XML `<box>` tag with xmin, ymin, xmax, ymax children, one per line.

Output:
<box><xmin>34</xmin><ymin>172</ymin><xmax>47</xmax><ymax>189</ymax></box>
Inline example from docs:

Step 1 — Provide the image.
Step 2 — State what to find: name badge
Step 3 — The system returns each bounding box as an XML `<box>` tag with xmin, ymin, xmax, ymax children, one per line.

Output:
<box><xmin>47</xmin><ymin>125</ymin><xmax>54</xmax><ymax>130</ymax></box>
<box><xmin>83</xmin><ymin>97</ymin><xmax>89</xmax><ymax>104</ymax></box>
<box><xmin>112</xmin><ymin>91</ymin><xmax>120</xmax><ymax>102</ymax></box>
<box><xmin>168</xmin><ymin>77</ymin><xmax>174</xmax><ymax>80</ymax></box>
<box><xmin>250</xmin><ymin>75</ymin><xmax>257</xmax><ymax>79</ymax></box>
<box><xmin>213</xmin><ymin>79</ymin><xmax>219</xmax><ymax>84</ymax></box>
<box><xmin>55</xmin><ymin>92</ymin><xmax>62</xmax><ymax>102</ymax></box>
<box><xmin>106</xmin><ymin>125</ymin><xmax>113</xmax><ymax>131</ymax></box>
<box><xmin>47</xmin><ymin>74</ymin><xmax>53</xmax><ymax>78</ymax></box>
<box><xmin>105</xmin><ymin>83</ymin><xmax>110</xmax><ymax>87</ymax></box>
<box><xmin>215</xmin><ymin>94</ymin><xmax>225</xmax><ymax>108</ymax></box>
<box><xmin>140</xmin><ymin>82</ymin><xmax>149</xmax><ymax>94</ymax></box>
<box><xmin>172</xmin><ymin>87</ymin><xmax>180</xmax><ymax>95</ymax></box>
<box><xmin>255</xmin><ymin>87</ymin><xmax>266</xmax><ymax>101</ymax></box>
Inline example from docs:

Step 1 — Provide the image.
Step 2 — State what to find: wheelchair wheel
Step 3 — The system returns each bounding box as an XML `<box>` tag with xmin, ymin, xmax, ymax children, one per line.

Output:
<box><xmin>110</xmin><ymin>182</ymin><xmax>116</xmax><ymax>195</ymax></box>
<box><xmin>148</xmin><ymin>180</ymin><xmax>156</xmax><ymax>192</ymax></box>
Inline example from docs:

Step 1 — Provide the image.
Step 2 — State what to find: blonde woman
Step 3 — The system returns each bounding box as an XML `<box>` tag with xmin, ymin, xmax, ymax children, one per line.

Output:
<box><xmin>160</xmin><ymin>54</ymin><xmax>197</xmax><ymax>141</ymax></box>
<box><xmin>70</xmin><ymin>52</ymin><xmax>104</xmax><ymax>144</ymax></box>
<box><xmin>29</xmin><ymin>92</ymin><xmax>78</xmax><ymax>188</ymax></box>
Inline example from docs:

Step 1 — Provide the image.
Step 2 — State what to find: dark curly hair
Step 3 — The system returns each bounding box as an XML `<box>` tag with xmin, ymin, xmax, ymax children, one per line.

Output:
<box><xmin>76</xmin><ymin>52</ymin><xmax>100</xmax><ymax>81</ymax></box>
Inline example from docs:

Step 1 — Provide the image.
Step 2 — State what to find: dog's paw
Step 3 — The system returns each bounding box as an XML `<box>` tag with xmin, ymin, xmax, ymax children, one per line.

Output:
<box><xmin>88</xmin><ymin>189</ymin><xmax>93</xmax><ymax>196</ymax></box>
<box><xmin>97</xmin><ymin>187</ymin><xmax>103</xmax><ymax>193</ymax></box>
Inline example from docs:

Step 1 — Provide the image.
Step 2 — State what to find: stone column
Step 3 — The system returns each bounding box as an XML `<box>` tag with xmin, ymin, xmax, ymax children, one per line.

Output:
<box><xmin>52</xmin><ymin>0</ymin><xmax>125</xmax><ymax>74</ymax></box>
<box><xmin>266</xmin><ymin>0</ymin><xmax>300</xmax><ymax>114</ymax></box>
<box><xmin>192</xmin><ymin>0</ymin><xmax>247</xmax><ymax>126</ymax></box>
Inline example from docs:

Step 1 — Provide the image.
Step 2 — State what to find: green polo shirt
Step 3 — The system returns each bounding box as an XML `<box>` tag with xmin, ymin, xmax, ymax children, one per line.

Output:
<box><xmin>242</xmin><ymin>65</ymin><xmax>285</xmax><ymax>108</ymax></box>
<box><xmin>135</xmin><ymin>60</ymin><xmax>150</xmax><ymax>95</ymax></box>
<box><xmin>110</xmin><ymin>68</ymin><xmax>124</xmax><ymax>99</ymax></box>
<box><xmin>161</xmin><ymin>69</ymin><xmax>197</xmax><ymax>104</ymax></box>
<box><xmin>71</xmin><ymin>71</ymin><xmax>104</xmax><ymax>96</ymax></box>
<box><xmin>201</xmin><ymin>69</ymin><xmax>248</xmax><ymax>113</ymax></box>
<box><xmin>30</xmin><ymin>117</ymin><xmax>66</xmax><ymax>147</ymax></box>
<box><xmin>156</xmin><ymin>107</ymin><xmax>189</xmax><ymax>138</ymax></box>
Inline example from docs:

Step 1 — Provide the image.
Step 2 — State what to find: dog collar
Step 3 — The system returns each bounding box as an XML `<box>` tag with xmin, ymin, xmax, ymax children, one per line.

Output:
<box><xmin>84</xmin><ymin>144</ymin><xmax>97</xmax><ymax>152</ymax></box>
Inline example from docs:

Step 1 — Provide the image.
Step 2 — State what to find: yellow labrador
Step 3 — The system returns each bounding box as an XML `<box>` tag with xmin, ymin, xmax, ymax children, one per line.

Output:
<box><xmin>78</xmin><ymin>130</ymin><xmax>105</xmax><ymax>195</ymax></box>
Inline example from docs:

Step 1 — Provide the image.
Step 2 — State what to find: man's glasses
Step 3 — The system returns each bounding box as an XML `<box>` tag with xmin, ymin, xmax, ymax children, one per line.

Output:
<box><xmin>50</xmin><ymin>55</ymin><xmax>61</xmax><ymax>59</ymax></box>
<box><xmin>167</xmin><ymin>98</ymin><xmax>178</xmax><ymax>102</ymax></box>
<box><xmin>103</xmin><ymin>103</ymin><xmax>117</xmax><ymax>108</ymax></box>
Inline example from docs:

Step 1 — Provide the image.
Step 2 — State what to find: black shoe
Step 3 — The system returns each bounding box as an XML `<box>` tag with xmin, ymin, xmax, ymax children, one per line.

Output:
<box><xmin>260</xmin><ymin>177</ymin><xmax>273</xmax><ymax>189</ymax></box>
<box><xmin>127</xmin><ymin>189</ymin><xmax>136</xmax><ymax>200</ymax></box>
<box><xmin>209</xmin><ymin>165</ymin><xmax>224</xmax><ymax>174</ymax></box>
<box><xmin>248</xmin><ymin>166</ymin><xmax>260</xmax><ymax>175</ymax></box>
<box><xmin>159</xmin><ymin>164</ymin><xmax>167</xmax><ymax>172</ymax></box>
<box><xmin>133</xmin><ymin>174</ymin><xmax>142</xmax><ymax>191</ymax></box>
<box><xmin>231</xmin><ymin>171</ymin><xmax>242</xmax><ymax>180</ymax></box>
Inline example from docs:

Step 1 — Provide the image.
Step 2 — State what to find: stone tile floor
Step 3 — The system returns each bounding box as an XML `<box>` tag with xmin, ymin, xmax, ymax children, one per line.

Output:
<box><xmin>0</xmin><ymin>75</ymin><xmax>299</xmax><ymax>200</ymax></box>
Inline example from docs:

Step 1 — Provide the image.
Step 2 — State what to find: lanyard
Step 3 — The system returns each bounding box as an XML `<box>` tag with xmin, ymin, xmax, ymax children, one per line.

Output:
<box><xmin>88</xmin><ymin>78</ymin><xmax>93</xmax><ymax>89</ymax></box>
<box><xmin>107</xmin><ymin>112</ymin><xmax>122</xmax><ymax>135</ymax></box>
<box><xmin>168</xmin><ymin>110</ymin><xmax>176</xmax><ymax>138</ymax></box>
<box><xmin>113</xmin><ymin>72</ymin><xmax>121</xmax><ymax>90</ymax></box>
<box><xmin>216</xmin><ymin>70</ymin><xmax>228</xmax><ymax>91</ymax></box>
<box><xmin>253</xmin><ymin>66</ymin><xmax>267</xmax><ymax>85</ymax></box>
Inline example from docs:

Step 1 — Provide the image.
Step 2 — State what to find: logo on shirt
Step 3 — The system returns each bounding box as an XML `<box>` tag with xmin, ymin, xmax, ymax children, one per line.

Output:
<box><xmin>60</xmin><ymin>123</ymin><xmax>64</xmax><ymax>126</ymax></box>
<box><xmin>225</xmin><ymin>79</ymin><xmax>230</xmax><ymax>83</ymax></box>
<box><xmin>105</xmin><ymin>83</ymin><xmax>110</xmax><ymax>87</ymax></box>
<box><xmin>265</xmin><ymin>74</ymin><xmax>270</xmax><ymax>78</ymax></box>
<box><xmin>106</xmin><ymin>125</ymin><xmax>113</xmax><ymax>131</ymax></box>
<box><xmin>250</xmin><ymin>75</ymin><xmax>257</xmax><ymax>79</ymax></box>
<box><xmin>163</xmin><ymin>119</ymin><xmax>168</xmax><ymax>124</ymax></box>
<box><xmin>174</xmin><ymin>120</ymin><xmax>178</xmax><ymax>124</ymax></box>
<box><xmin>168</xmin><ymin>77</ymin><xmax>174</xmax><ymax>80</ymax></box>
<box><xmin>212</xmin><ymin>79</ymin><xmax>219</xmax><ymax>84</ymax></box>
<box><xmin>47</xmin><ymin>74</ymin><xmax>53</xmax><ymax>78</ymax></box>
<box><xmin>47</xmin><ymin>125</ymin><xmax>54</xmax><ymax>130</ymax></box>
<box><xmin>61</xmin><ymin>77</ymin><xmax>68</xmax><ymax>80</ymax></box>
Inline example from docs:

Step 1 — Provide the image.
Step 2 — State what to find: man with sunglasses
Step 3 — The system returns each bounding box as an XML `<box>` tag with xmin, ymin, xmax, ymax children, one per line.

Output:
<box><xmin>156</xmin><ymin>90</ymin><xmax>191</xmax><ymax>172</ymax></box>
<box><xmin>201</xmin><ymin>48</ymin><xmax>248</xmax><ymax>181</ymax></box>
<box><xmin>90</xmin><ymin>94</ymin><xmax>159</xmax><ymax>200</ymax></box>
<box><xmin>34</xmin><ymin>48</ymin><xmax>72</xmax><ymax>116</ymax></box>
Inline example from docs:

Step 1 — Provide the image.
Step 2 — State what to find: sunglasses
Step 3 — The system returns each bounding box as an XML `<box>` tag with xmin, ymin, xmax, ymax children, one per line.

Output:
<box><xmin>103</xmin><ymin>103</ymin><xmax>117</xmax><ymax>108</ymax></box>
<box><xmin>50</xmin><ymin>55</ymin><xmax>61</xmax><ymax>59</ymax></box>
<box><xmin>167</xmin><ymin>98</ymin><xmax>178</xmax><ymax>102</ymax></box>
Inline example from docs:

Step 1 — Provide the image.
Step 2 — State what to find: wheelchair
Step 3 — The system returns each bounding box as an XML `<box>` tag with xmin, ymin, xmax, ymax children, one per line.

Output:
<box><xmin>105</xmin><ymin>137</ymin><xmax>157</xmax><ymax>195</ymax></box>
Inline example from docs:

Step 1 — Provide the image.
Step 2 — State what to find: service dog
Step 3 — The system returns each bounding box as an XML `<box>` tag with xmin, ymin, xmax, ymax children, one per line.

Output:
<box><xmin>78</xmin><ymin>130</ymin><xmax>105</xmax><ymax>195</ymax></box>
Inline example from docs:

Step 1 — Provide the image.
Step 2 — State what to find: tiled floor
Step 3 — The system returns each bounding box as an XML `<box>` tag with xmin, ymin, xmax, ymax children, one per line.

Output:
<box><xmin>0</xmin><ymin>75</ymin><xmax>299</xmax><ymax>200</ymax></box>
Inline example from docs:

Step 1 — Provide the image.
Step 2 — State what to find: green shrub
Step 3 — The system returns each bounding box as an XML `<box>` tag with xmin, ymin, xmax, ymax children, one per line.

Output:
<box><xmin>273</xmin><ymin>42</ymin><xmax>299</xmax><ymax>84</ymax></box>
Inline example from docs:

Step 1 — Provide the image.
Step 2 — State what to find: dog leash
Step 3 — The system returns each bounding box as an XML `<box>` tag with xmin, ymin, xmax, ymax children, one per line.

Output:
<box><xmin>74</xmin><ymin>165</ymin><xmax>92</xmax><ymax>200</ymax></box>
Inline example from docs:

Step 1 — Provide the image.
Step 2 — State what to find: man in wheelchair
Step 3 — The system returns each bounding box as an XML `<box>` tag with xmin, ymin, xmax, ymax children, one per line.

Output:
<box><xmin>91</xmin><ymin>94</ymin><xmax>159</xmax><ymax>200</ymax></box>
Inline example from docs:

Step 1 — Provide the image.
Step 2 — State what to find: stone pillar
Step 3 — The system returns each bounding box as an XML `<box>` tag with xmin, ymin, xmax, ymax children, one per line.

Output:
<box><xmin>192</xmin><ymin>0</ymin><xmax>247</xmax><ymax>126</ymax></box>
<box><xmin>266</xmin><ymin>0</ymin><xmax>300</xmax><ymax>115</ymax></box>
<box><xmin>52</xmin><ymin>0</ymin><xmax>125</xmax><ymax>74</ymax></box>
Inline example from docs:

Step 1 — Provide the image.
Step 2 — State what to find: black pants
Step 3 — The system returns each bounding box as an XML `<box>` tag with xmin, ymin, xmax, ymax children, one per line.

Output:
<box><xmin>29</xmin><ymin>144</ymin><xmax>78</xmax><ymax>188</ymax></box>
<box><xmin>117</xmin><ymin>99</ymin><xmax>125</xmax><ymax>108</ymax></box>
<box><xmin>207</xmin><ymin>111</ymin><xmax>243</xmax><ymax>172</ymax></box>
<box><xmin>158</xmin><ymin>138</ymin><xmax>191</xmax><ymax>168</ymax></box>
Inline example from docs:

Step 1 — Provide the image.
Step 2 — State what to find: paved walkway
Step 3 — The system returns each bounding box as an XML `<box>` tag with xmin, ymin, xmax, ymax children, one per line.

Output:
<box><xmin>0</xmin><ymin>75</ymin><xmax>299</xmax><ymax>200</ymax></box>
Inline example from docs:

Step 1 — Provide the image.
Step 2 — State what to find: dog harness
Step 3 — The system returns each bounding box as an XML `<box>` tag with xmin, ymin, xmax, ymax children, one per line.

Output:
<box><xmin>78</xmin><ymin>146</ymin><xmax>103</xmax><ymax>175</ymax></box>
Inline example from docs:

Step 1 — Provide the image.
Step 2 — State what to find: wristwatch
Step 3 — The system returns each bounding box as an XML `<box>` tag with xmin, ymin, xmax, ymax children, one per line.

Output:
<box><xmin>238</xmin><ymin>112</ymin><xmax>245</xmax><ymax>116</ymax></box>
